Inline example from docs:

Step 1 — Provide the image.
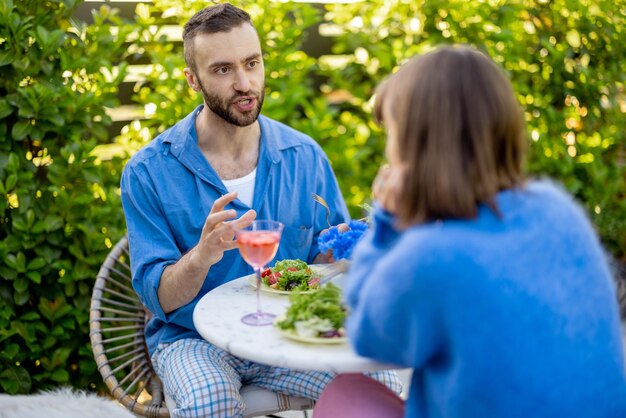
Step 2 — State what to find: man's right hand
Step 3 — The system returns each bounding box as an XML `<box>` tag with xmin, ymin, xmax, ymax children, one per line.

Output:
<box><xmin>195</xmin><ymin>192</ymin><xmax>256</xmax><ymax>267</ymax></box>
<box><xmin>158</xmin><ymin>192</ymin><xmax>256</xmax><ymax>313</ymax></box>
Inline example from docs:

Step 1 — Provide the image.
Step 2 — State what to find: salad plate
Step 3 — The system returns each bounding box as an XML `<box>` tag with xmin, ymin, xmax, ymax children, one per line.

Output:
<box><xmin>274</xmin><ymin>316</ymin><xmax>347</xmax><ymax>345</ymax></box>
<box><xmin>248</xmin><ymin>262</ymin><xmax>343</xmax><ymax>295</ymax></box>
<box><xmin>247</xmin><ymin>274</ymin><xmax>317</xmax><ymax>295</ymax></box>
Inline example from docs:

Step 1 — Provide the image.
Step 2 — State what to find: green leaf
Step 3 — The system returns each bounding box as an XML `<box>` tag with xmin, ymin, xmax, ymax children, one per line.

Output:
<box><xmin>0</xmin><ymin>99</ymin><xmax>13</xmax><ymax>119</ymax></box>
<box><xmin>36</xmin><ymin>26</ymin><xmax>49</xmax><ymax>45</ymax></box>
<box><xmin>48</xmin><ymin>114</ymin><xmax>65</xmax><ymax>126</ymax></box>
<box><xmin>12</xmin><ymin>217</ymin><xmax>28</xmax><ymax>232</ymax></box>
<box><xmin>0</xmin><ymin>322</ymin><xmax>16</xmax><ymax>339</ymax></box>
<box><xmin>72</xmin><ymin>262</ymin><xmax>91</xmax><ymax>280</ymax></box>
<box><xmin>0</xmin><ymin>364</ymin><xmax>31</xmax><ymax>394</ymax></box>
<box><xmin>0</xmin><ymin>266</ymin><xmax>17</xmax><ymax>280</ymax></box>
<box><xmin>56</xmin><ymin>305</ymin><xmax>73</xmax><ymax>320</ymax></box>
<box><xmin>11</xmin><ymin>120</ymin><xmax>31</xmax><ymax>140</ymax></box>
<box><xmin>5</xmin><ymin>173</ymin><xmax>17</xmax><ymax>191</ymax></box>
<box><xmin>0</xmin><ymin>0</ymin><xmax>14</xmax><ymax>16</ymax></box>
<box><xmin>20</xmin><ymin>312</ymin><xmax>40</xmax><ymax>321</ymax></box>
<box><xmin>0</xmin><ymin>51</ymin><xmax>14</xmax><ymax>67</ymax></box>
<box><xmin>51</xmin><ymin>325</ymin><xmax>64</xmax><ymax>336</ymax></box>
<box><xmin>51</xmin><ymin>347</ymin><xmax>72</xmax><ymax>368</ymax></box>
<box><xmin>48</xmin><ymin>29</ymin><xmax>65</xmax><ymax>50</ymax></box>
<box><xmin>38</xmin><ymin>297</ymin><xmax>70</xmax><ymax>322</ymax></box>
<box><xmin>26</xmin><ymin>208</ymin><xmax>35</xmax><ymax>228</ymax></box>
<box><xmin>7</xmin><ymin>153</ymin><xmax>19</xmax><ymax>172</ymax></box>
<box><xmin>50</xmin><ymin>368</ymin><xmax>69</xmax><ymax>383</ymax></box>
<box><xmin>26</xmin><ymin>270</ymin><xmax>41</xmax><ymax>283</ymax></box>
<box><xmin>27</xmin><ymin>257</ymin><xmax>47</xmax><ymax>271</ymax></box>
<box><xmin>4</xmin><ymin>254</ymin><xmax>18</xmax><ymax>270</ymax></box>
<box><xmin>16</xmin><ymin>252</ymin><xmax>26</xmax><ymax>272</ymax></box>
<box><xmin>0</xmin><ymin>344</ymin><xmax>19</xmax><ymax>362</ymax></box>
<box><xmin>59</xmin><ymin>316</ymin><xmax>75</xmax><ymax>330</ymax></box>
<box><xmin>44</xmin><ymin>215</ymin><xmax>64</xmax><ymax>232</ymax></box>
<box><xmin>68</xmin><ymin>244</ymin><xmax>85</xmax><ymax>260</ymax></box>
<box><xmin>31</xmin><ymin>221</ymin><xmax>47</xmax><ymax>234</ymax></box>
<box><xmin>13</xmin><ymin>291</ymin><xmax>29</xmax><ymax>306</ymax></box>
<box><xmin>42</xmin><ymin>336</ymin><xmax>56</xmax><ymax>350</ymax></box>
<box><xmin>35</xmin><ymin>246</ymin><xmax>61</xmax><ymax>264</ymax></box>
<box><xmin>13</xmin><ymin>277</ymin><xmax>28</xmax><ymax>293</ymax></box>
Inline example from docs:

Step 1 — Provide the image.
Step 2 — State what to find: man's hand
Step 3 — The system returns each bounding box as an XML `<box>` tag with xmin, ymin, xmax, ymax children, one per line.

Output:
<box><xmin>314</xmin><ymin>223</ymin><xmax>349</xmax><ymax>264</ymax></box>
<box><xmin>194</xmin><ymin>192</ymin><xmax>256</xmax><ymax>266</ymax></box>
<box><xmin>159</xmin><ymin>192</ymin><xmax>256</xmax><ymax>313</ymax></box>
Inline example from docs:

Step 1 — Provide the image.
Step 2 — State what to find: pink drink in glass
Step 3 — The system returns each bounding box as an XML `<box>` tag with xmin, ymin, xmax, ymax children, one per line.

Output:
<box><xmin>234</xmin><ymin>220</ymin><xmax>283</xmax><ymax>326</ymax></box>
<box><xmin>236</xmin><ymin>231</ymin><xmax>280</xmax><ymax>269</ymax></box>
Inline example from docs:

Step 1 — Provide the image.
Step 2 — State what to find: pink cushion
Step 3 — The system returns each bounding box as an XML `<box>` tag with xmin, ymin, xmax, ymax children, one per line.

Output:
<box><xmin>314</xmin><ymin>373</ymin><xmax>405</xmax><ymax>418</ymax></box>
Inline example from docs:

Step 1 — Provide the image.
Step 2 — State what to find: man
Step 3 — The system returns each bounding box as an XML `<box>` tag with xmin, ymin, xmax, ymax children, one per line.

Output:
<box><xmin>121</xmin><ymin>3</ymin><xmax>401</xmax><ymax>417</ymax></box>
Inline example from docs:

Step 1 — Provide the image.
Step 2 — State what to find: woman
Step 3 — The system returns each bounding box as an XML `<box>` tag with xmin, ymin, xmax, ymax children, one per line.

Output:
<box><xmin>314</xmin><ymin>45</ymin><xmax>626</xmax><ymax>418</ymax></box>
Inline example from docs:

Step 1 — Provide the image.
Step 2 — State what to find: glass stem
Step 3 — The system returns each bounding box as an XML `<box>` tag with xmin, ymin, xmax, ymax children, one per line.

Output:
<box><xmin>254</xmin><ymin>267</ymin><xmax>263</xmax><ymax>316</ymax></box>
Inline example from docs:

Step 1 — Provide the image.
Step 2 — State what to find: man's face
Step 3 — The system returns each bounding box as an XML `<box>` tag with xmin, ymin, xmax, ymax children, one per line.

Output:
<box><xmin>189</xmin><ymin>23</ymin><xmax>265</xmax><ymax>127</ymax></box>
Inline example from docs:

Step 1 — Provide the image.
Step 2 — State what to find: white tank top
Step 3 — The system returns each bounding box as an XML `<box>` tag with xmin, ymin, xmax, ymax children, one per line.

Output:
<box><xmin>222</xmin><ymin>168</ymin><xmax>257</xmax><ymax>208</ymax></box>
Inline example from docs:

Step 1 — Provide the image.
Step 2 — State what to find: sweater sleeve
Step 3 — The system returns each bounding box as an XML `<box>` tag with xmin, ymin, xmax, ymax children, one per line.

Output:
<box><xmin>345</xmin><ymin>206</ymin><xmax>444</xmax><ymax>368</ymax></box>
<box><xmin>344</xmin><ymin>203</ymin><xmax>400</xmax><ymax>308</ymax></box>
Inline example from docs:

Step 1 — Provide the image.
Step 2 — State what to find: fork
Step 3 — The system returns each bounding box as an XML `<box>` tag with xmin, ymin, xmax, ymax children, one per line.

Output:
<box><xmin>312</xmin><ymin>193</ymin><xmax>332</xmax><ymax>227</ymax></box>
<box><xmin>318</xmin><ymin>259</ymin><xmax>350</xmax><ymax>285</ymax></box>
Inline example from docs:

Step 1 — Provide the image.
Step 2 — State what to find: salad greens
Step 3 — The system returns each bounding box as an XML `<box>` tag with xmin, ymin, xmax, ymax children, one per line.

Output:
<box><xmin>276</xmin><ymin>283</ymin><xmax>347</xmax><ymax>338</ymax></box>
<box><xmin>262</xmin><ymin>259</ymin><xmax>320</xmax><ymax>291</ymax></box>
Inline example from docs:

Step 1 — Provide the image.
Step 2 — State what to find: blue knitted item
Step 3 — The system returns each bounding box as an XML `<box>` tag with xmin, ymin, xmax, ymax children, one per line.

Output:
<box><xmin>317</xmin><ymin>220</ymin><xmax>368</xmax><ymax>260</ymax></box>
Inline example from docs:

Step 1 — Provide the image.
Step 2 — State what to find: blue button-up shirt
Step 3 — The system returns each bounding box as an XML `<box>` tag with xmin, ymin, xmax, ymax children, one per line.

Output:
<box><xmin>121</xmin><ymin>106</ymin><xmax>349</xmax><ymax>355</ymax></box>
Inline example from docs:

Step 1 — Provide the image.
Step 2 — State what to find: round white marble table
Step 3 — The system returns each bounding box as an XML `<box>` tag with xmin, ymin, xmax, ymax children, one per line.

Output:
<box><xmin>192</xmin><ymin>272</ymin><xmax>399</xmax><ymax>373</ymax></box>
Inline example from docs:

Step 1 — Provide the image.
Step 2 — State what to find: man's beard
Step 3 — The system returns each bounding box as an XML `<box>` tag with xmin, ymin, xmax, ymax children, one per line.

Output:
<box><xmin>197</xmin><ymin>77</ymin><xmax>264</xmax><ymax>127</ymax></box>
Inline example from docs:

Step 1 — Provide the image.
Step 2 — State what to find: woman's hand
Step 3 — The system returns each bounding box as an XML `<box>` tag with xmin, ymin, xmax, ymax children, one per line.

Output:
<box><xmin>372</xmin><ymin>164</ymin><xmax>406</xmax><ymax>215</ymax></box>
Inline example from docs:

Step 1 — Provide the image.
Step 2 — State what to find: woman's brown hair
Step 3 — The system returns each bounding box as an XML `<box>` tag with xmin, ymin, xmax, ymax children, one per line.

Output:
<box><xmin>374</xmin><ymin>45</ymin><xmax>527</xmax><ymax>225</ymax></box>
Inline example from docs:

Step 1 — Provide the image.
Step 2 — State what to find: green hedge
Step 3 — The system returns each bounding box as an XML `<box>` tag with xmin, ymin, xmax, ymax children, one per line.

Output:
<box><xmin>0</xmin><ymin>0</ymin><xmax>129</xmax><ymax>392</ymax></box>
<box><xmin>0</xmin><ymin>0</ymin><xmax>624</xmax><ymax>394</ymax></box>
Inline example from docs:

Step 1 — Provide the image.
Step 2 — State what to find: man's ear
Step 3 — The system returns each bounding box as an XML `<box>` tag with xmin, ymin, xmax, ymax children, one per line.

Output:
<box><xmin>184</xmin><ymin>68</ymin><xmax>201</xmax><ymax>92</ymax></box>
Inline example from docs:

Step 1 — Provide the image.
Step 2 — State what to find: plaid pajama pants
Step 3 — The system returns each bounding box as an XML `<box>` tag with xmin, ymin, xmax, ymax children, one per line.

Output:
<box><xmin>152</xmin><ymin>338</ymin><xmax>403</xmax><ymax>418</ymax></box>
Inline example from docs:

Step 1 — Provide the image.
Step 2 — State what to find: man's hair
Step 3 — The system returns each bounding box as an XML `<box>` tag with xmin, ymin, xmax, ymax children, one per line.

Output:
<box><xmin>373</xmin><ymin>45</ymin><xmax>527</xmax><ymax>224</ymax></box>
<box><xmin>183</xmin><ymin>3</ymin><xmax>253</xmax><ymax>72</ymax></box>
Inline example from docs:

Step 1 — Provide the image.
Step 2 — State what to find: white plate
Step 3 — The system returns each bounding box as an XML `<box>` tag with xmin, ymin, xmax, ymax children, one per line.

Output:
<box><xmin>274</xmin><ymin>316</ymin><xmax>347</xmax><ymax>345</ymax></box>
<box><xmin>247</xmin><ymin>264</ymin><xmax>342</xmax><ymax>295</ymax></box>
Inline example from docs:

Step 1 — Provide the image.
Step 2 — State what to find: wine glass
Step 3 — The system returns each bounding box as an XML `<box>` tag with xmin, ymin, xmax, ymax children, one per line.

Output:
<box><xmin>234</xmin><ymin>220</ymin><xmax>284</xmax><ymax>325</ymax></box>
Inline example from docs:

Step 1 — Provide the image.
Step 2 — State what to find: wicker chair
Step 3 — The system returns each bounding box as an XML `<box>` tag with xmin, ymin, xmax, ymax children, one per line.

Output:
<box><xmin>90</xmin><ymin>236</ymin><xmax>315</xmax><ymax>418</ymax></box>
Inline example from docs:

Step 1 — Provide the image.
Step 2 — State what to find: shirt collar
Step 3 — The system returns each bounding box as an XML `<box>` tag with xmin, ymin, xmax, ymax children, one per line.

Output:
<box><xmin>162</xmin><ymin>105</ymin><xmax>304</xmax><ymax>162</ymax></box>
<box><xmin>161</xmin><ymin>105</ymin><xmax>201</xmax><ymax>159</ymax></box>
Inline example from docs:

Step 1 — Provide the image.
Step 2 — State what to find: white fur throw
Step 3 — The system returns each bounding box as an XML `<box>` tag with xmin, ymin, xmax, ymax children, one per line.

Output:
<box><xmin>0</xmin><ymin>387</ymin><xmax>135</xmax><ymax>418</ymax></box>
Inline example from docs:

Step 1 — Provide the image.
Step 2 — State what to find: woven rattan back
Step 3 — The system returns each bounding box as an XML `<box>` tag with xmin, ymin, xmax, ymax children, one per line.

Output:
<box><xmin>90</xmin><ymin>236</ymin><xmax>169</xmax><ymax>418</ymax></box>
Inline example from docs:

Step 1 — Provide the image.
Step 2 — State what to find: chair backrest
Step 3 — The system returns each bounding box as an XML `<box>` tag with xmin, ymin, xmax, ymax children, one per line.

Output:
<box><xmin>89</xmin><ymin>236</ymin><xmax>169</xmax><ymax>418</ymax></box>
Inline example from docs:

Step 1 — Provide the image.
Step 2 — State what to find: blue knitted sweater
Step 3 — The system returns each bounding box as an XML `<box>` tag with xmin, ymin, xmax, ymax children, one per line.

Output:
<box><xmin>345</xmin><ymin>180</ymin><xmax>626</xmax><ymax>417</ymax></box>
